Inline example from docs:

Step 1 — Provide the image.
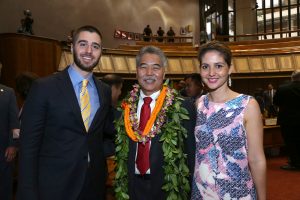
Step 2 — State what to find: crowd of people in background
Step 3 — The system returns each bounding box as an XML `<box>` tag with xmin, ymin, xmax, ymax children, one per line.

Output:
<box><xmin>3</xmin><ymin>23</ymin><xmax>300</xmax><ymax>200</ymax></box>
<box><xmin>143</xmin><ymin>25</ymin><xmax>176</xmax><ymax>43</ymax></box>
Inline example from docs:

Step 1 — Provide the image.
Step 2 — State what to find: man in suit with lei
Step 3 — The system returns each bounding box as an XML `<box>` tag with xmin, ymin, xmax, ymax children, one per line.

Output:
<box><xmin>114</xmin><ymin>46</ymin><xmax>196</xmax><ymax>200</ymax></box>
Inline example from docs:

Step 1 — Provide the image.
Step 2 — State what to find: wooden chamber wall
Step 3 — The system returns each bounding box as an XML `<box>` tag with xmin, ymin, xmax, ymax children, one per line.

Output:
<box><xmin>1</xmin><ymin>33</ymin><xmax>300</xmax><ymax>96</ymax></box>
<box><xmin>0</xmin><ymin>33</ymin><xmax>61</xmax><ymax>89</ymax></box>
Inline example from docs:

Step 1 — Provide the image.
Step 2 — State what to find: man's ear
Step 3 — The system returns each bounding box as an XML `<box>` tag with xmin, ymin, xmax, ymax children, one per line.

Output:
<box><xmin>71</xmin><ymin>45</ymin><xmax>73</xmax><ymax>54</ymax></box>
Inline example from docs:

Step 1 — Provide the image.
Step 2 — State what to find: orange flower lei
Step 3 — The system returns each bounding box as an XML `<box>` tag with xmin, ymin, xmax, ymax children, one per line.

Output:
<box><xmin>122</xmin><ymin>86</ymin><xmax>169</xmax><ymax>142</ymax></box>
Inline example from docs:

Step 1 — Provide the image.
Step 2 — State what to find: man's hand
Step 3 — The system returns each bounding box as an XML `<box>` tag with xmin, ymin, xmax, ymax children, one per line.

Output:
<box><xmin>5</xmin><ymin>146</ymin><xmax>17</xmax><ymax>162</ymax></box>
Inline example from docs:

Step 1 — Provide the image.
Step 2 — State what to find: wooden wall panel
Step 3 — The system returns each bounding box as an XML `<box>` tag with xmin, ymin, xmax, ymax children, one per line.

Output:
<box><xmin>0</xmin><ymin>33</ymin><xmax>61</xmax><ymax>88</ymax></box>
<box><xmin>193</xmin><ymin>58</ymin><xmax>200</xmax><ymax>73</ymax></box>
<box><xmin>263</xmin><ymin>56</ymin><xmax>278</xmax><ymax>71</ymax></box>
<box><xmin>30</xmin><ymin>39</ymin><xmax>58</xmax><ymax>75</ymax></box>
<box><xmin>100</xmin><ymin>55</ymin><xmax>113</xmax><ymax>72</ymax></box>
<box><xmin>233</xmin><ymin>57</ymin><xmax>249</xmax><ymax>73</ymax></box>
<box><xmin>181</xmin><ymin>58</ymin><xmax>197</xmax><ymax>74</ymax></box>
<box><xmin>126</xmin><ymin>56</ymin><xmax>136</xmax><ymax>73</ymax></box>
<box><xmin>277</xmin><ymin>55</ymin><xmax>294</xmax><ymax>71</ymax></box>
<box><xmin>293</xmin><ymin>54</ymin><xmax>300</xmax><ymax>69</ymax></box>
<box><xmin>248</xmin><ymin>56</ymin><xmax>264</xmax><ymax>72</ymax></box>
<box><xmin>231</xmin><ymin>62</ymin><xmax>237</xmax><ymax>73</ymax></box>
<box><xmin>111</xmin><ymin>56</ymin><xmax>128</xmax><ymax>73</ymax></box>
<box><xmin>166</xmin><ymin>58</ymin><xmax>182</xmax><ymax>74</ymax></box>
<box><xmin>0</xmin><ymin>37</ymin><xmax>30</xmax><ymax>88</ymax></box>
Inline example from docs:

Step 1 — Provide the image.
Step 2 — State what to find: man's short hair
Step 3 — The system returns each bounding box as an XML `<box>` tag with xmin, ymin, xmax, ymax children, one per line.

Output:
<box><xmin>101</xmin><ymin>74</ymin><xmax>123</xmax><ymax>87</ymax></box>
<box><xmin>184</xmin><ymin>73</ymin><xmax>202</xmax><ymax>85</ymax></box>
<box><xmin>136</xmin><ymin>46</ymin><xmax>167</xmax><ymax>67</ymax></box>
<box><xmin>291</xmin><ymin>70</ymin><xmax>300</xmax><ymax>81</ymax></box>
<box><xmin>72</xmin><ymin>25</ymin><xmax>102</xmax><ymax>44</ymax></box>
<box><xmin>16</xmin><ymin>71</ymin><xmax>39</xmax><ymax>100</ymax></box>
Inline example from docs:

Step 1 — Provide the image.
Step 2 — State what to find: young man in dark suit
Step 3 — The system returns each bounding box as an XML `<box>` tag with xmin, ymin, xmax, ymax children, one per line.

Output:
<box><xmin>0</xmin><ymin>64</ymin><xmax>20</xmax><ymax>200</ymax></box>
<box><xmin>17</xmin><ymin>25</ymin><xmax>112</xmax><ymax>200</ymax></box>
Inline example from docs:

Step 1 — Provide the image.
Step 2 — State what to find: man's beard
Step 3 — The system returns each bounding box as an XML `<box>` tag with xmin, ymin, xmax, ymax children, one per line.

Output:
<box><xmin>73</xmin><ymin>50</ymin><xmax>100</xmax><ymax>72</ymax></box>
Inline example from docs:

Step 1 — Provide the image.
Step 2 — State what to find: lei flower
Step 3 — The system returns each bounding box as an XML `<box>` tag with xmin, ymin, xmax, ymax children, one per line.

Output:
<box><xmin>122</xmin><ymin>84</ymin><xmax>174</xmax><ymax>143</ymax></box>
<box><xmin>114</xmin><ymin>83</ymin><xmax>191</xmax><ymax>200</ymax></box>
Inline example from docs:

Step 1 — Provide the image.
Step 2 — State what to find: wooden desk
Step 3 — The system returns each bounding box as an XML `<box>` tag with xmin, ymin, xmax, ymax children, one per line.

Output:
<box><xmin>263</xmin><ymin>125</ymin><xmax>284</xmax><ymax>148</ymax></box>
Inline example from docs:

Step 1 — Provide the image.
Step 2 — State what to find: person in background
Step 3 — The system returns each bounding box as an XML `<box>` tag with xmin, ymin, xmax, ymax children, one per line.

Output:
<box><xmin>156</xmin><ymin>26</ymin><xmax>164</xmax><ymax>42</ymax></box>
<box><xmin>101</xmin><ymin>74</ymin><xmax>124</xmax><ymax>198</ymax></box>
<box><xmin>253</xmin><ymin>87</ymin><xmax>265</xmax><ymax>114</ymax></box>
<box><xmin>273</xmin><ymin>70</ymin><xmax>300</xmax><ymax>171</ymax></box>
<box><xmin>15</xmin><ymin>71</ymin><xmax>39</xmax><ymax>116</ymax></box>
<box><xmin>114</xmin><ymin>46</ymin><xmax>196</xmax><ymax>200</ymax></box>
<box><xmin>101</xmin><ymin>74</ymin><xmax>124</xmax><ymax>157</ymax></box>
<box><xmin>263</xmin><ymin>83</ymin><xmax>277</xmax><ymax>117</ymax></box>
<box><xmin>0</xmin><ymin>63</ymin><xmax>20</xmax><ymax>200</ymax></box>
<box><xmin>166</xmin><ymin>27</ymin><xmax>175</xmax><ymax>42</ymax></box>
<box><xmin>143</xmin><ymin>25</ymin><xmax>152</xmax><ymax>42</ymax></box>
<box><xmin>192</xmin><ymin>41</ymin><xmax>266</xmax><ymax>200</ymax></box>
<box><xmin>67</xmin><ymin>29</ymin><xmax>75</xmax><ymax>48</ymax></box>
<box><xmin>184</xmin><ymin>73</ymin><xmax>204</xmax><ymax>102</ymax></box>
<box><xmin>177</xmin><ymin>79</ymin><xmax>187</xmax><ymax>97</ymax></box>
<box><xmin>17</xmin><ymin>25</ymin><xmax>112</xmax><ymax>200</ymax></box>
<box><xmin>102</xmin><ymin>74</ymin><xmax>123</xmax><ymax>109</ymax></box>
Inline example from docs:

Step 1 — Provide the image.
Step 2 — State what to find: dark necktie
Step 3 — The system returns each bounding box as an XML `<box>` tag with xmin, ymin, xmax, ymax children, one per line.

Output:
<box><xmin>136</xmin><ymin>97</ymin><xmax>152</xmax><ymax>175</ymax></box>
<box><xmin>270</xmin><ymin>90</ymin><xmax>273</xmax><ymax>105</ymax></box>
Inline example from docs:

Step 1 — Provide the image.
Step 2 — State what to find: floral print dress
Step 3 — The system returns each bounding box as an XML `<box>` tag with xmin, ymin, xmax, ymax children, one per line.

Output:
<box><xmin>191</xmin><ymin>94</ymin><xmax>256</xmax><ymax>200</ymax></box>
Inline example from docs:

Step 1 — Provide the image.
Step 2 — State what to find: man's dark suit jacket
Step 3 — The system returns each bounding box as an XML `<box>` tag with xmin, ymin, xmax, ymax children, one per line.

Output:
<box><xmin>127</xmin><ymin>98</ymin><xmax>196</xmax><ymax>199</ymax></box>
<box><xmin>0</xmin><ymin>84</ymin><xmax>19</xmax><ymax>158</ymax></box>
<box><xmin>0</xmin><ymin>84</ymin><xmax>20</xmax><ymax>200</ymax></box>
<box><xmin>273</xmin><ymin>81</ymin><xmax>300</xmax><ymax>125</ymax></box>
<box><xmin>17</xmin><ymin>68</ymin><xmax>112</xmax><ymax>200</ymax></box>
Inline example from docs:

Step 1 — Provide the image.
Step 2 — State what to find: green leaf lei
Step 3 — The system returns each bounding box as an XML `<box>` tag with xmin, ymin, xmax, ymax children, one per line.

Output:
<box><xmin>114</xmin><ymin>84</ymin><xmax>190</xmax><ymax>200</ymax></box>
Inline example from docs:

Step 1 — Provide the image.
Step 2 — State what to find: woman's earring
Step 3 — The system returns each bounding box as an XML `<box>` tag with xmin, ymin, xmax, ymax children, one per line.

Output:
<box><xmin>228</xmin><ymin>75</ymin><xmax>232</xmax><ymax>87</ymax></box>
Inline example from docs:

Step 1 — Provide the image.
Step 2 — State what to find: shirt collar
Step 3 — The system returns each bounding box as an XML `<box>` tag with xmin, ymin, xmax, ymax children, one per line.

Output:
<box><xmin>68</xmin><ymin>65</ymin><xmax>94</xmax><ymax>88</ymax></box>
<box><xmin>140</xmin><ymin>89</ymin><xmax>160</xmax><ymax>101</ymax></box>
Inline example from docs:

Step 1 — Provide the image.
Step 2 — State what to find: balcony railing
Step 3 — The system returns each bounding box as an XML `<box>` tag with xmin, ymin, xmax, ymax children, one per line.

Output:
<box><xmin>215</xmin><ymin>29</ymin><xmax>300</xmax><ymax>42</ymax></box>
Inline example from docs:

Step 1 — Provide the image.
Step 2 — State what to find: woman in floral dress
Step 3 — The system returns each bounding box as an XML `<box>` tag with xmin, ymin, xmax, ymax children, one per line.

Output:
<box><xmin>191</xmin><ymin>41</ymin><xmax>266</xmax><ymax>200</ymax></box>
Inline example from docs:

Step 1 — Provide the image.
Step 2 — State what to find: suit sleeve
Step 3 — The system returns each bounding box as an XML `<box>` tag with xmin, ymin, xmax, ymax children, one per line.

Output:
<box><xmin>181</xmin><ymin>98</ymin><xmax>196</xmax><ymax>185</ymax></box>
<box><xmin>17</xmin><ymin>81</ymin><xmax>47</xmax><ymax>200</ymax></box>
<box><xmin>100</xmin><ymin>81</ymin><xmax>116</xmax><ymax>157</ymax></box>
<box><xmin>273</xmin><ymin>88</ymin><xmax>280</xmax><ymax>106</ymax></box>
<box><xmin>8</xmin><ymin>88</ymin><xmax>20</xmax><ymax>146</ymax></box>
<box><xmin>103</xmin><ymin>106</ymin><xmax>118</xmax><ymax>157</ymax></box>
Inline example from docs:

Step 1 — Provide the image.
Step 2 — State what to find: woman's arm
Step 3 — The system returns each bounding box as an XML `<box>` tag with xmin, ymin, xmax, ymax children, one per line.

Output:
<box><xmin>244</xmin><ymin>98</ymin><xmax>267</xmax><ymax>200</ymax></box>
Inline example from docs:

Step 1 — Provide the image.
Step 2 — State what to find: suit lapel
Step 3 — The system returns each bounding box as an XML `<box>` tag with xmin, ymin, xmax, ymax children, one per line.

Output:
<box><xmin>88</xmin><ymin>76</ymin><xmax>105</xmax><ymax>132</ymax></box>
<box><xmin>129</xmin><ymin>140</ymin><xmax>137</xmax><ymax>175</ymax></box>
<box><xmin>57</xmin><ymin>67</ymin><xmax>86</xmax><ymax>132</ymax></box>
